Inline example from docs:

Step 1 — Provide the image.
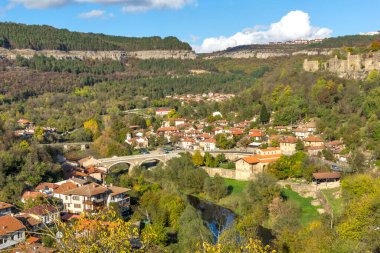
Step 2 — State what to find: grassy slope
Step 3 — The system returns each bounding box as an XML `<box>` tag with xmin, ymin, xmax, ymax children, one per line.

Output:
<box><xmin>223</xmin><ymin>178</ymin><xmax>248</xmax><ymax>195</ymax></box>
<box><xmin>281</xmin><ymin>188</ymin><xmax>321</xmax><ymax>226</ymax></box>
<box><xmin>321</xmin><ymin>188</ymin><xmax>344</xmax><ymax>218</ymax></box>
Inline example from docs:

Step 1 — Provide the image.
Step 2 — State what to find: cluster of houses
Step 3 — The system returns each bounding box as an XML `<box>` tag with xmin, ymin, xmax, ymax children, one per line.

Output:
<box><xmin>165</xmin><ymin>92</ymin><xmax>235</xmax><ymax>104</ymax></box>
<box><xmin>0</xmin><ymin>158</ymin><xmax>131</xmax><ymax>251</ymax></box>
<box><xmin>269</xmin><ymin>38</ymin><xmax>324</xmax><ymax>45</ymax></box>
<box><xmin>13</xmin><ymin>118</ymin><xmax>57</xmax><ymax>138</ymax></box>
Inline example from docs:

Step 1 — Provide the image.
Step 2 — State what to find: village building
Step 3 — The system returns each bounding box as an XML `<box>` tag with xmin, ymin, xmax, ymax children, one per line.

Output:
<box><xmin>15</xmin><ymin>213</ymin><xmax>43</xmax><ymax>232</ymax></box>
<box><xmin>235</xmin><ymin>152</ymin><xmax>281</xmax><ymax>180</ymax></box>
<box><xmin>59</xmin><ymin>183</ymin><xmax>130</xmax><ymax>214</ymax></box>
<box><xmin>125</xmin><ymin>133</ymin><xmax>149</xmax><ymax>149</ymax></box>
<box><xmin>279</xmin><ymin>136</ymin><xmax>298</xmax><ymax>155</ymax></box>
<box><xmin>17</xmin><ymin>119</ymin><xmax>33</xmax><ymax>128</ymax></box>
<box><xmin>199</xmin><ymin>138</ymin><xmax>217</xmax><ymax>151</ymax></box>
<box><xmin>21</xmin><ymin>191</ymin><xmax>47</xmax><ymax>204</ymax></box>
<box><xmin>35</xmin><ymin>183</ymin><xmax>59</xmax><ymax>196</ymax></box>
<box><xmin>155</xmin><ymin>108</ymin><xmax>172</xmax><ymax>117</ymax></box>
<box><xmin>0</xmin><ymin>202</ymin><xmax>13</xmax><ymax>217</ymax></box>
<box><xmin>0</xmin><ymin>215</ymin><xmax>26</xmax><ymax>250</ymax></box>
<box><xmin>303</xmin><ymin>136</ymin><xmax>324</xmax><ymax>147</ymax></box>
<box><xmin>312</xmin><ymin>172</ymin><xmax>341</xmax><ymax>184</ymax></box>
<box><xmin>180</xmin><ymin>138</ymin><xmax>196</xmax><ymax>150</ymax></box>
<box><xmin>20</xmin><ymin>205</ymin><xmax>60</xmax><ymax>225</ymax></box>
<box><xmin>293</xmin><ymin>128</ymin><xmax>310</xmax><ymax>139</ymax></box>
<box><xmin>248</xmin><ymin>129</ymin><xmax>264</xmax><ymax>142</ymax></box>
<box><xmin>78</xmin><ymin>156</ymin><xmax>100</xmax><ymax>169</ymax></box>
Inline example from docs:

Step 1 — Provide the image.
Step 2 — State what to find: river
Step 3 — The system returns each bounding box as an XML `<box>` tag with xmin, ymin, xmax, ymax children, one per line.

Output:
<box><xmin>188</xmin><ymin>195</ymin><xmax>274</xmax><ymax>245</ymax></box>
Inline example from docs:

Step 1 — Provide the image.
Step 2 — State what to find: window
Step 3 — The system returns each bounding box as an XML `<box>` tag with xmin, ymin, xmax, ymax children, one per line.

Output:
<box><xmin>74</xmin><ymin>204</ymin><xmax>81</xmax><ymax>209</ymax></box>
<box><xmin>72</xmin><ymin>196</ymin><xmax>80</xmax><ymax>201</ymax></box>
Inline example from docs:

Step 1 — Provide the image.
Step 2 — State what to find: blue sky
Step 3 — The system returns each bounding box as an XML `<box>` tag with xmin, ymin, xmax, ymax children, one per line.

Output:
<box><xmin>1</xmin><ymin>0</ymin><xmax>379</xmax><ymax>52</ymax></box>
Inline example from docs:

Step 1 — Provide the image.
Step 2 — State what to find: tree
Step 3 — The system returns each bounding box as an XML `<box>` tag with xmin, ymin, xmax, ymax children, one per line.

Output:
<box><xmin>192</xmin><ymin>150</ymin><xmax>204</xmax><ymax>166</ymax></box>
<box><xmin>34</xmin><ymin>127</ymin><xmax>45</xmax><ymax>142</ymax></box>
<box><xmin>141</xmin><ymin>223</ymin><xmax>168</xmax><ymax>250</ymax></box>
<box><xmin>83</xmin><ymin>119</ymin><xmax>99</xmax><ymax>136</ymax></box>
<box><xmin>204</xmin><ymin>174</ymin><xmax>228</xmax><ymax>200</ymax></box>
<box><xmin>178</xmin><ymin>205</ymin><xmax>213</xmax><ymax>252</ymax></box>
<box><xmin>197</xmin><ymin>238</ymin><xmax>275</xmax><ymax>253</ymax></box>
<box><xmin>47</xmin><ymin>209</ymin><xmax>138</xmax><ymax>253</ymax></box>
<box><xmin>204</xmin><ymin>152</ymin><xmax>216</xmax><ymax>167</ymax></box>
<box><xmin>260</xmin><ymin>103</ymin><xmax>270</xmax><ymax>124</ymax></box>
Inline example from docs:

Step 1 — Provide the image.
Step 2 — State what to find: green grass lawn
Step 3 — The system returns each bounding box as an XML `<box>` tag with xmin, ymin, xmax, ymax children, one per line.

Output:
<box><xmin>281</xmin><ymin>188</ymin><xmax>321</xmax><ymax>226</ymax></box>
<box><xmin>223</xmin><ymin>178</ymin><xmax>248</xmax><ymax>195</ymax></box>
<box><xmin>321</xmin><ymin>188</ymin><xmax>344</xmax><ymax>218</ymax></box>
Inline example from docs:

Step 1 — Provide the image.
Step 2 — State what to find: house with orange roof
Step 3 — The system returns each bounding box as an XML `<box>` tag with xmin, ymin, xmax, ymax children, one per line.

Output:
<box><xmin>199</xmin><ymin>138</ymin><xmax>217</xmax><ymax>151</ymax></box>
<box><xmin>0</xmin><ymin>215</ymin><xmax>26</xmax><ymax>250</ymax></box>
<box><xmin>21</xmin><ymin>191</ymin><xmax>47</xmax><ymax>204</ymax></box>
<box><xmin>155</xmin><ymin>108</ymin><xmax>172</xmax><ymax>117</ymax></box>
<box><xmin>20</xmin><ymin>204</ymin><xmax>60</xmax><ymax>225</ymax></box>
<box><xmin>235</xmin><ymin>152</ymin><xmax>282</xmax><ymax>180</ymax></box>
<box><xmin>0</xmin><ymin>202</ymin><xmax>13</xmax><ymax>217</ymax></box>
<box><xmin>248</xmin><ymin>129</ymin><xmax>264</xmax><ymax>141</ymax></box>
<box><xmin>303</xmin><ymin>136</ymin><xmax>324</xmax><ymax>147</ymax></box>
<box><xmin>180</xmin><ymin>138</ymin><xmax>196</xmax><ymax>150</ymax></box>
<box><xmin>59</xmin><ymin>183</ymin><xmax>130</xmax><ymax>214</ymax></box>
<box><xmin>35</xmin><ymin>183</ymin><xmax>59</xmax><ymax>195</ymax></box>
<box><xmin>279</xmin><ymin>136</ymin><xmax>298</xmax><ymax>155</ymax></box>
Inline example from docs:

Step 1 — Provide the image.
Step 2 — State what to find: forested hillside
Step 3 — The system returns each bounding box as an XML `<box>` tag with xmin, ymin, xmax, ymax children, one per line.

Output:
<box><xmin>0</xmin><ymin>22</ymin><xmax>191</xmax><ymax>51</ymax></box>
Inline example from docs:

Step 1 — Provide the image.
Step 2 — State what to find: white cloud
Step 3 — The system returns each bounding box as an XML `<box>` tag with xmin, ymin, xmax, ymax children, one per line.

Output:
<box><xmin>8</xmin><ymin>0</ymin><xmax>194</xmax><ymax>11</ymax></box>
<box><xmin>78</xmin><ymin>9</ymin><xmax>112</xmax><ymax>19</ymax></box>
<box><xmin>121</xmin><ymin>0</ymin><xmax>194</xmax><ymax>12</ymax></box>
<box><xmin>194</xmin><ymin>10</ymin><xmax>333</xmax><ymax>53</ymax></box>
<box><xmin>11</xmin><ymin>0</ymin><xmax>68</xmax><ymax>8</ymax></box>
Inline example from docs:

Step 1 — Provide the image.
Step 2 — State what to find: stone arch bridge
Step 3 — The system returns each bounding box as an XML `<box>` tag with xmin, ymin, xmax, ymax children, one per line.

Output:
<box><xmin>97</xmin><ymin>151</ymin><xmax>182</xmax><ymax>173</ymax></box>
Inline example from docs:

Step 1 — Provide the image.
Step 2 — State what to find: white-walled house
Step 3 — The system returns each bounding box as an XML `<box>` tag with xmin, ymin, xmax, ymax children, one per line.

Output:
<box><xmin>59</xmin><ymin>183</ymin><xmax>130</xmax><ymax>214</ymax></box>
<box><xmin>0</xmin><ymin>215</ymin><xmax>26</xmax><ymax>250</ymax></box>
<box><xmin>20</xmin><ymin>204</ymin><xmax>60</xmax><ymax>225</ymax></box>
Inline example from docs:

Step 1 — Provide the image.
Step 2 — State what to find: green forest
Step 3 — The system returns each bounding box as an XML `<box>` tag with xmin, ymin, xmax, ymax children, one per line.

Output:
<box><xmin>0</xmin><ymin>22</ymin><xmax>191</xmax><ymax>51</ymax></box>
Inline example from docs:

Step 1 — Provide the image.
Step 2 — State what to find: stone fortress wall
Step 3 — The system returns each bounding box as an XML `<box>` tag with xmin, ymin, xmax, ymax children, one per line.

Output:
<box><xmin>304</xmin><ymin>52</ymin><xmax>380</xmax><ymax>79</ymax></box>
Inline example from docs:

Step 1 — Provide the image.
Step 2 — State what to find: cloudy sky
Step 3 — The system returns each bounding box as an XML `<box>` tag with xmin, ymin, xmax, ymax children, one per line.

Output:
<box><xmin>1</xmin><ymin>0</ymin><xmax>379</xmax><ymax>52</ymax></box>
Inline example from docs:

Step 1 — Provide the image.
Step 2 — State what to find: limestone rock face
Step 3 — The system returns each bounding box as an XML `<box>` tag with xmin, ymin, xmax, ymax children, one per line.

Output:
<box><xmin>206</xmin><ymin>48</ymin><xmax>333</xmax><ymax>59</ymax></box>
<box><xmin>0</xmin><ymin>47</ymin><xmax>196</xmax><ymax>60</ymax></box>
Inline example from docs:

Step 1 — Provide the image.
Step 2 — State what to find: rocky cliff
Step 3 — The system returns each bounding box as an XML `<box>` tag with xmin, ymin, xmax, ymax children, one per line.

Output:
<box><xmin>204</xmin><ymin>44</ymin><xmax>334</xmax><ymax>59</ymax></box>
<box><xmin>304</xmin><ymin>52</ymin><xmax>380</xmax><ymax>79</ymax></box>
<box><xmin>0</xmin><ymin>47</ymin><xmax>196</xmax><ymax>61</ymax></box>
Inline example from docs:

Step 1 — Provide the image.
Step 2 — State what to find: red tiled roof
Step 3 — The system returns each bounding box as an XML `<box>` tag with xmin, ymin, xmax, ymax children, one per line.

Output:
<box><xmin>61</xmin><ymin>213</ymin><xmax>80</xmax><ymax>221</ymax></box>
<box><xmin>157</xmin><ymin>127</ymin><xmax>178</xmax><ymax>132</ymax></box>
<box><xmin>183</xmin><ymin>138</ymin><xmax>195</xmax><ymax>143</ymax></box>
<box><xmin>26</xmin><ymin>236</ymin><xmax>41</xmax><ymax>244</ymax></box>
<box><xmin>35</xmin><ymin>182</ymin><xmax>59</xmax><ymax>191</ymax></box>
<box><xmin>280</xmin><ymin>136</ymin><xmax>298</xmax><ymax>143</ymax></box>
<box><xmin>21</xmin><ymin>191</ymin><xmax>47</xmax><ymax>201</ymax></box>
<box><xmin>61</xmin><ymin>183</ymin><xmax>109</xmax><ymax>197</ymax></box>
<box><xmin>202</xmin><ymin>138</ymin><xmax>216</xmax><ymax>143</ymax></box>
<box><xmin>242</xmin><ymin>156</ymin><xmax>260</xmax><ymax>164</ymax></box>
<box><xmin>156</xmin><ymin>108</ymin><xmax>171</xmax><ymax>112</ymax></box>
<box><xmin>54</xmin><ymin>182</ymin><xmax>78</xmax><ymax>194</ymax></box>
<box><xmin>0</xmin><ymin>215</ymin><xmax>25</xmax><ymax>235</ymax></box>
<box><xmin>259</xmin><ymin>147</ymin><xmax>281</xmax><ymax>152</ymax></box>
<box><xmin>0</xmin><ymin>202</ymin><xmax>13</xmax><ymax>210</ymax></box>
<box><xmin>23</xmin><ymin>204</ymin><xmax>58</xmax><ymax>216</ymax></box>
<box><xmin>304</xmin><ymin>136</ymin><xmax>324</xmax><ymax>142</ymax></box>
<box><xmin>312</xmin><ymin>172</ymin><xmax>341</xmax><ymax>180</ymax></box>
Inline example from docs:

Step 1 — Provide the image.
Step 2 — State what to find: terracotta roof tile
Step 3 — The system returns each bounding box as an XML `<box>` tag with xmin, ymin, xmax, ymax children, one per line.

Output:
<box><xmin>0</xmin><ymin>215</ymin><xmax>25</xmax><ymax>235</ymax></box>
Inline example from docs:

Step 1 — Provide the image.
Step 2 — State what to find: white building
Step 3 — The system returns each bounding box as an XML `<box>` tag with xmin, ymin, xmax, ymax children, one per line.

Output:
<box><xmin>0</xmin><ymin>215</ymin><xmax>26</xmax><ymax>250</ymax></box>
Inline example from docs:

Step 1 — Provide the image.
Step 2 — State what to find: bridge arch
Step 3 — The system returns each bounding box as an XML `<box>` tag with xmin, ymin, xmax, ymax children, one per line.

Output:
<box><xmin>107</xmin><ymin>161</ymin><xmax>135</xmax><ymax>174</ymax></box>
<box><xmin>138</xmin><ymin>158</ymin><xmax>166</xmax><ymax>168</ymax></box>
